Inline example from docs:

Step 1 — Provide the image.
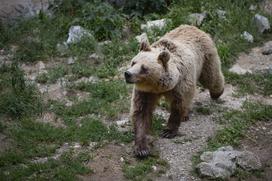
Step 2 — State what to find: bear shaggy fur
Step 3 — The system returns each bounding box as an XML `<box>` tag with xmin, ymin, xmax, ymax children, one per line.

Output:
<box><xmin>124</xmin><ymin>25</ymin><xmax>224</xmax><ymax>158</ymax></box>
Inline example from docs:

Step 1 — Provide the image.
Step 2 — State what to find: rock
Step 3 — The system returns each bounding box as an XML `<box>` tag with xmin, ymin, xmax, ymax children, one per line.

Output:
<box><xmin>267</xmin><ymin>65</ymin><xmax>272</xmax><ymax>74</ymax></box>
<box><xmin>229</xmin><ymin>64</ymin><xmax>252</xmax><ymax>75</ymax></box>
<box><xmin>0</xmin><ymin>0</ymin><xmax>50</xmax><ymax>23</ymax></box>
<box><xmin>236</xmin><ymin>151</ymin><xmax>262</xmax><ymax>171</ymax></box>
<box><xmin>37</xmin><ymin>61</ymin><xmax>45</xmax><ymax>71</ymax></box>
<box><xmin>241</xmin><ymin>31</ymin><xmax>254</xmax><ymax>43</ymax></box>
<box><xmin>262</xmin><ymin>49</ymin><xmax>272</xmax><ymax>55</ymax></box>
<box><xmin>116</xmin><ymin>119</ymin><xmax>129</xmax><ymax>126</ymax></box>
<box><xmin>249</xmin><ymin>5</ymin><xmax>257</xmax><ymax>11</ymax></box>
<box><xmin>216</xmin><ymin>10</ymin><xmax>226</xmax><ymax>19</ymax></box>
<box><xmin>188</xmin><ymin>13</ymin><xmax>207</xmax><ymax>26</ymax></box>
<box><xmin>75</xmin><ymin>76</ymin><xmax>99</xmax><ymax>84</ymax></box>
<box><xmin>260</xmin><ymin>0</ymin><xmax>272</xmax><ymax>15</ymax></box>
<box><xmin>197</xmin><ymin>147</ymin><xmax>262</xmax><ymax>179</ymax></box>
<box><xmin>152</xmin><ymin>165</ymin><xmax>157</xmax><ymax>171</ymax></box>
<box><xmin>73</xmin><ymin>142</ymin><xmax>81</xmax><ymax>149</ymax></box>
<box><xmin>252</xmin><ymin>14</ymin><xmax>271</xmax><ymax>33</ymax></box>
<box><xmin>135</xmin><ymin>33</ymin><xmax>148</xmax><ymax>43</ymax></box>
<box><xmin>217</xmin><ymin>146</ymin><xmax>234</xmax><ymax>152</ymax></box>
<box><xmin>66</xmin><ymin>26</ymin><xmax>93</xmax><ymax>44</ymax></box>
<box><xmin>65</xmin><ymin>100</ymin><xmax>73</xmax><ymax>107</ymax></box>
<box><xmin>67</xmin><ymin>57</ymin><xmax>76</xmax><ymax>65</ymax></box>
<box><xmin>89</xmin><ymin>142</ymin><xmax>97</xmax><ymax>149</ymax></box>
<box><xmin>197</xmin><ymin>162</ymin><xmax>232</xmax><ymax>179</ymax></box>
<box><xmin>98</xmin><ymin>40</ymin><xmax>112</xmax><ymax>46</ymax></box>
<box><xmin>89</xmin><ymin>53</ymin><xmax>101</xmax><ymax>63</ymax></box>
<box><xmin>141</xmin><ymin>19</ymin><xmax>169</xmax><ymax>31</ymax></box>
<box><xmin>200</xmin><ymin>151</ymin><xmax>213</xmax><ymax>162</ymax></box>
<box><xmin>197</xmin><ymin>148</ymin><xmax>237</xmax><ymax>179</ymax></box>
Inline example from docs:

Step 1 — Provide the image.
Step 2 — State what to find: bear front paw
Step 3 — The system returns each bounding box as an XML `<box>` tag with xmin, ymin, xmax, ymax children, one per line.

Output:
<box><xmin>134</xmin><ymin>145</ymin><xmax>150</xmax><ymax>158</ymax></box>
<box><xmin>160</xmin><ymin>129</ymin><xmax>178</xmax><ymax>138</ymax></box>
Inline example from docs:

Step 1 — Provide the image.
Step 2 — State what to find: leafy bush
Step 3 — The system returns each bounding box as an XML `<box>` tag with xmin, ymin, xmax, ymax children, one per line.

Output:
<box><xmin>120</xmin><ymin>0</ymin><xmax>168</xmax><ymax>16</ymax></box>
<box><xmin>80</xmin><ymin>2</ymin><xmax>125</xmax><ymax>40</ymax></box>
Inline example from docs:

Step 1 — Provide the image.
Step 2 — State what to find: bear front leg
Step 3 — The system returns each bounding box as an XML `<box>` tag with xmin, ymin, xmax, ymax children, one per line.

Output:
<box><xmin>161</xmin><ymin>90</ymin><xmax>194</xmax><ymax>138</ymax></box>
<box><xmin>161</xmin><ymin>98</ymin><xmax>183</xmax><ymax>138</ymax></box>
<box><xmin>132</xmin><ymin>89</ymin><xmax>158</xmax><ymax>158</ymax></box>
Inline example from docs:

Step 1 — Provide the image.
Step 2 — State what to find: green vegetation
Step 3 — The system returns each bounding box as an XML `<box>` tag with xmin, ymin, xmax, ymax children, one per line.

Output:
<box><xmin>207</xmin><ymin>102</ymin><xmax>272</xmax><ymax>150</ymax></box>
<box><xmin>225</xmin><ymin>71</ymin><xmax>272</xmax><ymax>96</ymax></box>
<box><xmin>123</xmin><ymin>155</ymin><xmax>168</xmax><ymax>181</ymax></box>
<box><xmin>0</xmin><ymin>64</ymin><xmax>42</xmax><ymax>118</ymax></box>
<box><xmin>36</xmin><ymin>65</ymin><xmax>68</xmax><ymax>84</ymax></box>
<box><xmin>0</xmin><ymin>151</ymin><xmax>91</xmax><ymax>180</ymax></box>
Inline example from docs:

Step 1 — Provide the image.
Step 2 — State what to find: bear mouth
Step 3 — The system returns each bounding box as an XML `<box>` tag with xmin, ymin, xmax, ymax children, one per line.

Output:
<box><xmin>125</xmin><ymin>79</ymin><xmax>134</xmax><ymax>84</ymax></box>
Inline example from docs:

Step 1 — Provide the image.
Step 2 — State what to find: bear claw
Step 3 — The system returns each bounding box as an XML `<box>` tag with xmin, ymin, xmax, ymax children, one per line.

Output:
<box><xmin>134</xmin><ymin>148</ymin><xmax>150</xmax><ymax>158</ymax></box>
<box><xmin>160</xmin><ymin>129</ymin><xmax>178</xmax><ymax>138</ymax></box>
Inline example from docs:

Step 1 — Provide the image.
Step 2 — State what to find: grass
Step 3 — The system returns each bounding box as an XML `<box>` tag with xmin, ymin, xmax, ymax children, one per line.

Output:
<box><xmin>192</xmin><ymin>102</ymin><xmax>272</xmax><ymax>179</ymax></box>
<box><xmin>166</xmin><ymin>0</ymin><xmax>266</xmax><ymax>67</ymax></box>
<box><xmin>52</xmin><ymin>80</ymin><xmax>130</xmax><ymax>119</ymax></box>
<box><xmin>36</xmin><ymin>65</ymin><xmax>69</xmax><ymax>84</ymax></box>
<box><xmin>0</xmin><ymin>116</ymin><xmax>133</xmax><ymax>179</ymax></box>
<box><xmin>225</xmin><ymin>71</ymin><xmax>272</xmax><ymax>96</ymax></box>
<box><xmin>207</xmin><ymin>102</ymin><xmax>272</xmax><ymax>150</ymax></box>
<box><xmin>0</xmin><ymin>151</ymin><xmax>91</xmax><ymax>180</ymax></box>
<box><xmin>123</xmin><ymin>155</ymin><xmax>168</xmax><ymax>181</ymax></box>
<box><xmin>0</xmin><ymin>64</ymin><xmax>42</xmax><ymax>118</ymax></box>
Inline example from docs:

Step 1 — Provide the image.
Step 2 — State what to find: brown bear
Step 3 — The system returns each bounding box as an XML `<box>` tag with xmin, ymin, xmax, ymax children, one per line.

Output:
<box><xmin>124</xmin><ymin>25</ymin><xmax>224</xmax><ymax>158</ymax></box>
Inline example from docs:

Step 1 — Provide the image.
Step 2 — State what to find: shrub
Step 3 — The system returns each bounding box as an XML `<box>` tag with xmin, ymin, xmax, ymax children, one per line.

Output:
<box><xmin>0</xmin><ymin>64</ymin><xmax>42</xmax><ymax>118</ymax></box>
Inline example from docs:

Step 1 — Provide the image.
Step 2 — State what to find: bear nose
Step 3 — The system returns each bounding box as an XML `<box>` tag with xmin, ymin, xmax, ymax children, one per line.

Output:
<box><xmin>124</xmin><ymin>71</ymin><xmax>132</xmax><ymax>79</ymax></box>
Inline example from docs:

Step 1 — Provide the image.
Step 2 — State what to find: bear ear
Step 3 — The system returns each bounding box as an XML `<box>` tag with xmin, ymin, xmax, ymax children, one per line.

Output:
<box><xmin>140</xmin><ymin>39</ymin><xmax>151</xmax><ymax>51</ymax></box>
<box><xmin>158</xmin><ymin>50</ymin><xmax>170</xmax><ymax>70</ymax></box>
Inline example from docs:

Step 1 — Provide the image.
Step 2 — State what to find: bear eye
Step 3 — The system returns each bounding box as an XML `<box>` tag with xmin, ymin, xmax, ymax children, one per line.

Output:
<box><xmin>131</xmin><ymin>62</ymin><xmax>136</xmax><ymax>66</ymax></box>
<box><xmin>140</xmin><ymin>65</ymin><xmax>149</xmax><ymax>74</ymax></box>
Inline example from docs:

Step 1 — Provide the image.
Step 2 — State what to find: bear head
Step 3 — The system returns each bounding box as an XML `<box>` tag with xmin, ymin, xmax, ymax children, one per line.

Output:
<box><xmin>124</xmin><ymin>39</ymin><xmax>180</xmax><ymax>93</ymax></box>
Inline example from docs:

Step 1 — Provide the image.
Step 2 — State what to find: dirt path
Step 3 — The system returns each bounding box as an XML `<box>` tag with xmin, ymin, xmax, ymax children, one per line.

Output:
<box><xmin>153</xmin><ymin>84</ymin><xmax>245</xmax><ymax>181</ymax></box>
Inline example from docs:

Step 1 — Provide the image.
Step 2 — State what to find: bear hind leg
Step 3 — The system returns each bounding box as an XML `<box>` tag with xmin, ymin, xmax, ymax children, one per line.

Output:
<box><xmin>199</xmin><ymin>54</ymin><xmax>224</xmax><ymax>100</ymax></box>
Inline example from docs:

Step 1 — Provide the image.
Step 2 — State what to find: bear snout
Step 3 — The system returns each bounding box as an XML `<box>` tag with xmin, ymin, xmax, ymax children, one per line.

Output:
<box><xmin>124</xmin><ymin>71</ymin><xmax>133</xmax><ymax>83</ymax></box>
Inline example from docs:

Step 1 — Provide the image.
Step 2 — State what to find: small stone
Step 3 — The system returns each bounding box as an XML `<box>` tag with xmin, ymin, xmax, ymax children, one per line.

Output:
<box><xmin>188</xmin><ymin>13</ymin><xmax>207</xmax><ymax>26</ymax></box>
<box><xmin>135</xmin><ymin>33</ymin><xmax>148</xmax><ymax>43</ymax></box>
<box><xmin>197</xmin><ymin>162</ymin><xmax>232</xmax><ymax>179</ymax></box>
<box><xmin>152</xmin><ymin>165</ymin><xmax>157</xmax><ymax>171</ymax></box>
<box><xmin>65</xmin><ymin>100</ymin><xmax>73</xmax><ymax>107</ymax></box>
<box><xmin>253</xmin><ymin>14</ymin><xmax>271</xmax><ymax>33</ymax></box>
<box><xmin>141</xmin><ymin>19</ymin><xmax>169</xmax><ymax>31</ymax></box>
<box><xmin>116</xmin><ymin>119</ymin><xmax>129</xmax><ymax>126</ymax></box>
<box><xmin>241</xmin><ymin>31</ymin><xmax>254</xmax><ymax>43</ymax></box>
<box><xmin>249</xmin><ymin>5</ymin><xmax>257</xmax><ymax>11</ymax></box>
<box><xmin>75</xmin><ymin>76</ymin><xmax>99</xmax><ymax>84</ymax></box>
<box><xmin>262</xmin><ymin>47</ymin><xmax>272</xmax><ymax>55</ymax></box>
<box><xmin>229</xmin><ymin>64</ymin><xmax>252</xmax><ymax>75</ymax></box>
<box><xmin>37</xmin><ymin>61</ymin><xmax>45</xmax><ymax>70</ymax></box>
<box><xmin>217</xmin><ymin>146</ymin><xmax>233</xmax><ymax>152</ymax></box>
<box><xmin>236</xmin><ymin>151</ymin><xmax>262</xmax><ymax>171</ymax></box>
<box><xmin>216</xmin><ymin>10</ymin><xmax>226</xmax><ymax>19</ymax></box>
<box><xmin>67</xmin><ymin>57</ymin><xmax>76</xmax><ymax>65</ymax></box>
<box><xmin>120</xmin><ymin>157</ymin><xmax>124</xmax><ymax>162</ymax></box>
<box><xmin>74</xmin><ymin>142</ymin><xmax>81</xmax><ymax>149</ymax></box>
<box><xmin>89</xmin><ymin>53</ymin><xmax>100</xmax><ymax>62</ymax></box>
<box><xmin>66</xmin><ymin>26</ymin><xmax>93</xmax><ymax>44</ymax></box>
<box><xmin>98</xmin><ymin>40</ymin><xmax>111</xmax><ymax>46</ymax></box>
